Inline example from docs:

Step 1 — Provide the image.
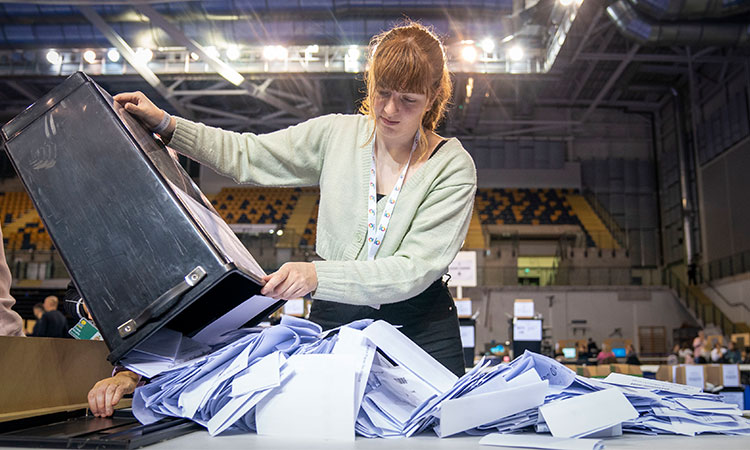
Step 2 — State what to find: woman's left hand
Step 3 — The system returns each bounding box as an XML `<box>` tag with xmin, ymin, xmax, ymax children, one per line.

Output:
<box><xmin>261</xmin><ymin>262</ymin><xmax>317</xmax><ymax>299</ymax></box>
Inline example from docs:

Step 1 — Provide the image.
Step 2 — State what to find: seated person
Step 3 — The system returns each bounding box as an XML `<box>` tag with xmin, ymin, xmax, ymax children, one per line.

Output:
<box><xmin>666</xmin><ymin>343</ymin><xmax>680</xmax><ymax>365</ymax></box>
<box><xmin>725</xmin><ymin>341</ymin><xmax>742</xmax><ymax>364</ymax></box>
<box><xmin>596</xmin><ymin>344</ymin><xmax>617</xmax><ymax>364</ymax></box>
<box><xmin>625</xmin><ymin>343</ymin><xmax>641</xmax><ymax>365</ymax></box>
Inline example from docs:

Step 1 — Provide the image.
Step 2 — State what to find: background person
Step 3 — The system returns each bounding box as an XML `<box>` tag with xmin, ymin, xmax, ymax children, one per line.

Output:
<box><xmin>33</xmin><ymin>295</ymin><xmax>69</xmax><ymax>338</ymax></box>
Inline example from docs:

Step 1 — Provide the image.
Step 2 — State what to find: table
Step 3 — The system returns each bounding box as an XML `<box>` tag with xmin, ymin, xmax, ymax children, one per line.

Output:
<box><xmin>3</xmin><ymin>430</ymin><xmax>745</xmax><ymax>450</ymax></box>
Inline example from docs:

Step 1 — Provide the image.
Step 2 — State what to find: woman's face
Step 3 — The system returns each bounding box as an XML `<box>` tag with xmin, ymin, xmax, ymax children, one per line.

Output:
<box><xmin>373</xmin><ymin>88</ymin><xmax>429</xmax><ymax>143</ymax></box>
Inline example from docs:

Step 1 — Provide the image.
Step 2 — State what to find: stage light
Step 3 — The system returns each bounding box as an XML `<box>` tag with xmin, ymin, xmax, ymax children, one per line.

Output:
<box><xmin>83</xmin><ymin>50</ymin><xmax>97</xmax><ymax>64</ymax></box>
<box><xmin>508</xmin><ymin>45</ymin><xmax>524</xmax><ymax>61</ymax></box>
<box><xmin>190</xmin><ymin>52</ymin><xmax>199</xmax><ymax>61</ymax></box>
<box><xmin>559</xmin><ymin>0</ymin><xmax>574</xmax><ymax>6</ymax></box>
<box><xmin>461</xmin><ymin>45</ymin><xmax>477</xmax><ymax>63</ymax></box>
<box><xmin>46</xmin><ymin>50</ymin><xmax>62</xmax><ymax>65</ymax></box>
<box><xmin>107</xmin><ymin>49</ymin><xmax>121</xmax><ymax>62</ymax></box>
<box><xmin>225</xmin><ymin>45</ymin><xmax>241</xmax><ymax>61</ymax></box>
<box><xmin>306</xmin><ymin>45</ymin><xmax>319</xmax><ymax>54</ymax></box>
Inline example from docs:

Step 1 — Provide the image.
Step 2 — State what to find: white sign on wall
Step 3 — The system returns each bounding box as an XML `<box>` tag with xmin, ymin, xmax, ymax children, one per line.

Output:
<box><xmin>513</xmin><ymin>319</ymin><xmax>543</xmax><ymax>342</ymax></box>
<box><xmin>448</xmin><ymin>251</ymin><xmax>477</xmax><ymax>287</ymax></box>
<box><xmin>455</xmin><ymin>299</ymin><xmax>473</xmax><ymax>318</ymax></box>
<box><xmin>514</xmin><ymin>299</ymin><xmax>535</xmax><ymax>318</ymax></box>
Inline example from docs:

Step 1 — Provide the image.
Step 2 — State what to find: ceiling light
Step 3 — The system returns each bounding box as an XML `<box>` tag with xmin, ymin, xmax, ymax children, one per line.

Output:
<box><xmin>204</xmin><ymin>46</ymin><xmax>220</xmax><ymax>59</ymax></box>
<box><xmin>263</xmin><ymin>45</ymin><xmax>288</xmax><ymax>61</ymax></box>
<box><xmin>461</xmin><ymin>45</ymin><xmax>477</xmax><ymax>63</ymax></box>
<box><xmin>46</xmin><ymin>50</ymin><xmax>62</xmax><ymax>65</ymax></box>
<box><xmin>135</xmin><ymin>47</ymin><xmax>153</xmax><ymax>63</ymax></box>
<box><xmin>508</xmin><ymin>45</ymin><xmax>524</xmax><ymax>61</ymax></box>
<box><xmin>107</xmin><ymin>48</ymin><xmax>121</xmax><ymax>62</ymax></box>
<box><xmin>559</xmin><ymin>0</ymin><xmax>574</xmax><ymax>6</ymax></box>
<box><xmin>305</xmin><ymin>45</ymin><xmax>319</xmax><ymax>54</ymax></box>
<box><xmin>83</xmin><ymin>50</ymin><xmax>97</xmax><ymax>64</ymax></box>
<box><xmin>190</xmin><ymin>52</ymin><xmax>199</xmax><ymax>61</ymax></box>
<box><xmin>225</xmin><ymin>45</ymin><xmax>241</xmax><ymax>61</ymax></box>
<box><xmin>347</xmin><ymin>45</ymin><xmax>360</xmax><ymax>60</ymax></box>
<box><xmin>480</xmin><ymin>38</ymin><xmax>495</xmax><ymax>54</ymax></box>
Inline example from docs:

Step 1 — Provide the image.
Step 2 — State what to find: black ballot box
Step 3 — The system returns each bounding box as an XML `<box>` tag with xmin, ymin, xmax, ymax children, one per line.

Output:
<box><xmin>1</xmin><ymin>72</ymin><xmax>285</xmax><ymax>363</ymax></box>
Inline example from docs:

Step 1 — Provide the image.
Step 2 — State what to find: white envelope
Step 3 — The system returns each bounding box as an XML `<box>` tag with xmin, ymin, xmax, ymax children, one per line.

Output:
<box><xmin>255</xmin><ymin>354</ymin><xmax>358</xmax><ymax>441</ymax></box>
<box><xmin>438</xmin><ymin>379</ymin><xmax>549</xmax><ymax>437</ymax></box>
<box><xmin>539</xmin><ymin>387</ymin><xmax>638</xmax><ymax>438</ymax></box>
<box><xmin>479</xmin><ymin>433</ymin><xmax>604</xmax><ymax>450</ymax></box>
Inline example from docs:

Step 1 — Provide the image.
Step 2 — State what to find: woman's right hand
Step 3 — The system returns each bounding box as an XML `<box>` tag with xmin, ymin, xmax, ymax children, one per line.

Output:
<box><xmin>113</xmin><ymin>91</ymin><xmax>173</xmax><ymax>136</ymax></box>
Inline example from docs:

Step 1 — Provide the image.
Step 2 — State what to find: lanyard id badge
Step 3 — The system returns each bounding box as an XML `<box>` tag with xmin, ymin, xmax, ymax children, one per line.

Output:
<box><xmin>366</xmin><ymin>132</ymin><xmax>419</xmax><ymax>261</ymax></box>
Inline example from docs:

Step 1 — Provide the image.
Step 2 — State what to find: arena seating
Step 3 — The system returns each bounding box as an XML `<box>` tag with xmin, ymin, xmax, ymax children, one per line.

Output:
<box><xmin>0</xmin><ymin>187</ymin><xmax>617</xmax><ymax>251</ymax></box>
<box><xmin>209</xmin><ymin>187</ymin><xmax>300</xmax><ymax>226</ymax></box>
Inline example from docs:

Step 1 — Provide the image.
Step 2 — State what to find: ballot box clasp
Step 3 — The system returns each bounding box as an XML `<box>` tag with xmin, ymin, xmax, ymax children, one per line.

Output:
<box><xmin>118</xmin><ymin>266</ymin><xmax>207</xmax><ymax>338</ymax></box>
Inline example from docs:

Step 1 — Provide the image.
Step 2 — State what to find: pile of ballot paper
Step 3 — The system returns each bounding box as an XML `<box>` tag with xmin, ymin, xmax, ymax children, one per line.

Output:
<box><xmin>125</xmin><ymin>316</ymin><xmax>750</xmax><ymax>441</ymax></box>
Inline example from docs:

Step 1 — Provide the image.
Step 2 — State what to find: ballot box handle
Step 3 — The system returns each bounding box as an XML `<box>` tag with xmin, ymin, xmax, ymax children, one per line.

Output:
<box><xmin>117</xmin><ymin>266</ymin><xmax>207</xmax><ymax>338</ymax></box>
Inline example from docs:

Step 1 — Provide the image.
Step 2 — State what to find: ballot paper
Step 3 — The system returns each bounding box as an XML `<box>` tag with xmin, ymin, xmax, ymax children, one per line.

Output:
<box><xmin>540</xmin><ymin>387</ymin><xmax>638</xmax><ymax>438</ymax></box>
<box><xmin>602</xmin><ymin>372</ymin><xmax>702</xmax><ymax>395</ymax></box>
<box><xmin>479</xmin><ymin>433</ymin><xmax>604</xmax><ymax>450</ymax></box>
<box><xmin>129</xmin><ymin>317</ymin><xmax>750</xmax><ymax>440</ymax></box>
<box><xmin>362</xmin><ymin>320</ymin><xmax>458</xmax><ymax>394</ymax></box>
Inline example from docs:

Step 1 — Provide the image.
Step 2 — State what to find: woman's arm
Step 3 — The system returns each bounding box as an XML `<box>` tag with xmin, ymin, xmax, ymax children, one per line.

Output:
<box><xmin>114</xmin><ymin>91</ymin><xmax>337</xmax><ymax>186</ymax></box>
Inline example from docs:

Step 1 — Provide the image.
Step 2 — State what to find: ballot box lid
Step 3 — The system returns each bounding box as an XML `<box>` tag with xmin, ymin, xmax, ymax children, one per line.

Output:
<box><xmin>0</xmin><ymin>409</ymin><xmax>201</xmax><ymax>449</ymax></box>
<box><xmin>1</xmin><ymin>72</ymin><xmax>284</xmax><ymax>362</ymax></box>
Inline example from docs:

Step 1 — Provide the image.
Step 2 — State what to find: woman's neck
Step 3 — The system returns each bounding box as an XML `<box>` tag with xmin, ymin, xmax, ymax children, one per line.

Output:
<box><xmin>376</xmin><ymin>133</ymin><xmax>416</xmax><ymax>164</ymax></box>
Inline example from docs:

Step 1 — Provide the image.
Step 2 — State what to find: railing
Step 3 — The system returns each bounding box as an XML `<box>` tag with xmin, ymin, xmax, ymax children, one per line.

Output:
<box><xmin>701</xmin><ymin>249</ymin><xmax>750</xmax><ymax>283</ymax></box>
<box><xmin>5</xmin><ymin>250</ymin><xmax>69</xmax><ymax>281</ymax></box>
<box><xmin>479</xmin><ymin>266</ymin><xmax>662</xmax><ymax>287</ymax></box>
<box><xmin>582</xmin><ymin>189</ymin><xmax>628</xmax><ymax>248</ymax></box>
<box><xmin>664</xmin><ymin>269</ymin><xmax>736</xmax><ymax>336</ymax></box>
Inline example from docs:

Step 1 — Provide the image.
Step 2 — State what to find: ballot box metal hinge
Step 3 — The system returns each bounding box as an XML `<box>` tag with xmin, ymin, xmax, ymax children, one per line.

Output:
<box><xmin>118</xmin><ymin>266</ymin><xmax>207</xmax><ymax>338</ymax></box>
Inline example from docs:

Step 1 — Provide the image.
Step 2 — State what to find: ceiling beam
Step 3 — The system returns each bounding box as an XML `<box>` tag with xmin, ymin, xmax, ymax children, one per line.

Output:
<box><xmin>77</xmin><ymin>6</ymin><xmax>192</xmax><ymax>119</ymax></box>
<box><xmin>134</xmin><ymin>3</ymin><xmax>313</xmax><ymax>120</ymax></box>
<box><xmin>580</xmin><ymin>44</ymin><xmax>641</xmax><ymax>123</ymax></box>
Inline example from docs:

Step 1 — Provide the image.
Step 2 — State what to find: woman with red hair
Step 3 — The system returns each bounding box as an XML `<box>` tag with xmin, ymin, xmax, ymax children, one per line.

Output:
<box><xmin>116</xmin><ymin>22</ymin><xmax>476</xmax><ymax>376</ymax></box>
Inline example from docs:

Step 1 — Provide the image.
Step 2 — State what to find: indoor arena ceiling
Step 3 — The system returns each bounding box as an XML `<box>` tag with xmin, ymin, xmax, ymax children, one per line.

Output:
<box><xmin>0</xmin><ymin>0</ymin><xmax>748</xmax><ymax>139</ymax></box>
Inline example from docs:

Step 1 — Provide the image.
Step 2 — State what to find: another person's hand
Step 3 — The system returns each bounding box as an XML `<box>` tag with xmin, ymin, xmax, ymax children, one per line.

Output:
<box><xmin>261</xmin><ymin>262</ymin><xmax>317</xmax><ymax>300</ymax></box>
<box><xmin>113</xmin><ymin>92</ymin><xmax>175</xmax><ymax>138</ymax></box>
<box><xmin>88</xmin><ymin>370</ymin><xmax>140</xmax><ymax>417</ymax></box>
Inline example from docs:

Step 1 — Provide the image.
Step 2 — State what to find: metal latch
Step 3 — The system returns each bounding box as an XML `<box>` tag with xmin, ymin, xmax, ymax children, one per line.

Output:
<box><xmin>117</xmin><ymin>266</ymin><xmax>207</xmax><ymax>338</ymax></box>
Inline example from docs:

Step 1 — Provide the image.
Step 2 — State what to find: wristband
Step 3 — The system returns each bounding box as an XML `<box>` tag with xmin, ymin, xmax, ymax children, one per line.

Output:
<box><xmin>152</xmin><ymin>112</ymin><xmax>171</xmax><ymax>135</ymax></box>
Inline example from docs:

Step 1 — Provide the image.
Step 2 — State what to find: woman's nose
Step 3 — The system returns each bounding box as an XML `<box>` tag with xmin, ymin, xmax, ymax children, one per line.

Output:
<box><xmin>384</xmin><ymin>96</ymin><xmax>398</xmax><ymax>115</ymax></box>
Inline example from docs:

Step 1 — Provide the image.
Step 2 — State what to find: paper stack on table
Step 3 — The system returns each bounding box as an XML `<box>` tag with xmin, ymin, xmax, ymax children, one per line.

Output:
<box><xmin>128</xmin><ymin>317</ymin><xmax>750</xmax><ymax>440</ymax></box>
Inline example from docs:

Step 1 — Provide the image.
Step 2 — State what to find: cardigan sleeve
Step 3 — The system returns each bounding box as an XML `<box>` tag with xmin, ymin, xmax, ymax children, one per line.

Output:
<box><xmin>168</xmin><ymin>114</ymin><xmax>343</xmax><ymax>186</ymax></box>
<box><xmin>311</xmin><ymin>154</ymin><xmax>477</xmax><ymax>305</ymax></box>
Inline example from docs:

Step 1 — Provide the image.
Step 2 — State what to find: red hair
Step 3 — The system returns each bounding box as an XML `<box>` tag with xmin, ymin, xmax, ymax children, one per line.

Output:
<box><xmin>360</xmin><ymin>21</ymin><xmax>452</xmax><ymax>152</ymax></box>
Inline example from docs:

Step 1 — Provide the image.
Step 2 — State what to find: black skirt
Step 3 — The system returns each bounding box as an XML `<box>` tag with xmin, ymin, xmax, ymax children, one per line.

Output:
<box><xmin>308</xmin><ymin>278</ymin><xmax>465</xmax><ymax>377</ymax></box>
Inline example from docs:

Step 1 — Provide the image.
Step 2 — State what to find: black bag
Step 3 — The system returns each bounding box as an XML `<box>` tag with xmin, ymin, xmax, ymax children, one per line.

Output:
<box><xmin>1</xmin><ymin>72</ymin><xmax>284</xmax><ymax>362</ymax></box>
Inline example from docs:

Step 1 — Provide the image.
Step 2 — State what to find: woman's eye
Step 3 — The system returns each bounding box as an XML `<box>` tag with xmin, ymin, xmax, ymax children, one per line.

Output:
<box><xmin>378</xmin><ymin>90</ymin><xmax>391</xmax><ymax>97</ymax></box>
<box><xmin>402</xmin><ymin>97</ymin><xmax>416</xmax><ymax>103</ymax></box>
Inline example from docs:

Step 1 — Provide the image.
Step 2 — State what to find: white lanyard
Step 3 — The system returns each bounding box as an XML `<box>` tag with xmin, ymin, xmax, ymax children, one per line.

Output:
<box><xmin>367</xmin><ymin>132</ymin><xmax>419</xmax><ymax>260</ymax></box>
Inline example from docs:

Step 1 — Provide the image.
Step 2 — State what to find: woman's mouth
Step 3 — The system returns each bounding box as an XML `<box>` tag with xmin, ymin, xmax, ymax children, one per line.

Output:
<box><xmin>381</xmin><ymin>117</ymin><xmax>399</xmax><ymax>126</ymax></box>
